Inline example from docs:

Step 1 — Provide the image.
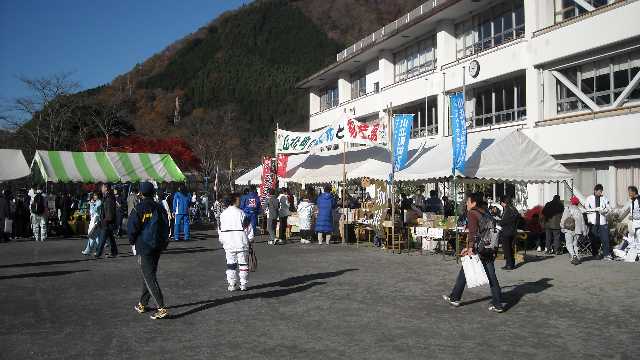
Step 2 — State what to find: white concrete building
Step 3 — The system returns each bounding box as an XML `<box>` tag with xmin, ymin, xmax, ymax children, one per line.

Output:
<box><xmin>297</xmin><ymin>0</ymin><xmax>640</xmax><ymax>207</ymax></box>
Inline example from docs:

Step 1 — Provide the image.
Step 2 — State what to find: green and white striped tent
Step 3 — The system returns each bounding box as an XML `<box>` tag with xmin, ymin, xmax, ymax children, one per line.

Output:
<box><xmin>32</xmin><ymin>150</ymin><xmax>186</xmax><ymax>183</ymax></box>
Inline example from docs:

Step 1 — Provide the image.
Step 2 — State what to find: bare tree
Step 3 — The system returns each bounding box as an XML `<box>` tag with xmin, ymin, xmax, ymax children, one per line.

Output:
<box><xmin>5</xmin><ymin>72</ymin><xmax>80</xmax><ymax>151</ymax></box>
<box><xmin>87</xmin><ymin>87</ymin><xmax>130</xmax><ymax>151</ymax></box>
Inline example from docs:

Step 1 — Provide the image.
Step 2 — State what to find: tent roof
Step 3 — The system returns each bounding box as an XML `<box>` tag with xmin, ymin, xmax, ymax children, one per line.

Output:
<box><xmin>32</xmin><ymin>150</ymin><xmax>185</xmax><ymax>183</ymax></box>
<box><xmin>0</xmin><ymin>149</ymin><xmax>30</xmax><ymax>181</ymax></box>
<box><xmin>235</xmin><ymin>154</ymin><xmax>309</xmax><ymax>186</ymax></box>
<box><xmin>396</xmin><ymin>129</ymin><xmax>573</xmax><ymax>183</ymax></box>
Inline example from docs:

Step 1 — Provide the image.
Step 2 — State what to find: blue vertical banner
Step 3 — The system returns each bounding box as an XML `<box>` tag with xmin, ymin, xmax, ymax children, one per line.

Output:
<box><xmin>392</xmin><ymin>114</ymin><xmax>414</xmax><ymax>172</ymax></box>
<box><xmin>450</xmin><ymin>92</ymin><xmax>467</xmax><ymax>174</ymax></box>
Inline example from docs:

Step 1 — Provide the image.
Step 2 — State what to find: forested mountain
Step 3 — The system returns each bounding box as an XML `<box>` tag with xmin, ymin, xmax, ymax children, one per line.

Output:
<box><xmin>8</xmin><ymin>0</ymin><xmax>423</xmax><ymax>171</ymax></box>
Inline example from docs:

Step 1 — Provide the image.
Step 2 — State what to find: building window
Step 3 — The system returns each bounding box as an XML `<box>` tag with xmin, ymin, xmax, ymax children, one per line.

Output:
<box><xmin>556</xmin><ymin>50</ymin><xmax>640</xmax><ymax>114</ymax></box>
<box><xmin>394</xmin><ymin>36</ymin><xmax>437</xmax><ymax>83</ymax></box>
<box><xmin>455</xmin><ymin>0</ymin><xmax>525</xmax><ymax>60</ymax></box>
<box><xmin>350</xmin><ymin>73</ymin><xmax>366</xmax><ymax>100</ymax></box>
<box><xmin>470</xmin><ymin>75</ymin><xmax>526</xmax><ymax>128</ymax></box>
<box><xmin>319</xmin><ymin>86</ymin><xmax>339</xmax><ymax>112</ymax></box>
<box><xmin>554</xmin><ymin>0</ymin><xmax>615</xmax><ymax>23</ymax></box>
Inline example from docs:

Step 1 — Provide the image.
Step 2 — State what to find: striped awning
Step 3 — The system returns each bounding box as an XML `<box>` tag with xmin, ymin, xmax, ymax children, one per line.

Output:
<box><xmin>32</xmin><ymin>151</ymin><xmax>185</xmax><ymax>183</ymax></box>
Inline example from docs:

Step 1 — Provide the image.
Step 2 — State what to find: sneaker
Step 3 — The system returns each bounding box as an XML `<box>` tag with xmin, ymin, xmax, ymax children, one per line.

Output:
<box><xmin>150</xmin><ymin>308</ymin><xmax>168</xmax><ymax>320</ymax></box>
<box><xmin>442</xmin><ymin>295</ymin><xmax>461</xmax><ymax>307</ymax></box>
<box><xmin>604</xmin><ymin>255</ymin><xmax>614</xmax><ymax>261</ymax></box>
<box><xmin>134</xmin><ymin>303</ymin><xmax>146</xmax><ymax>314</ymax></box>
<box><xmin>536</xmin><ymin>246</ymin><xmax>542</xmax><ymax>252</ymax></box>
<box><xmin>228</xmin><ymin>284</ymin><xmax>238</xmax><ymax>292</ymax></box>
<box><xmin>239</xmin><ymin>284</ymin><xmax>247</xmax><ymax>291</ymax></box>
<box><xmin>488</xmin><ymin>305</ymin><xmax>504</xmax><ymax>313</ymax></box>
<box><xmin>267</xmin><ymin>240</ymin><xmax>274</xmax><ymax>245</ymax></box>
<box><xmin>81</xmin><ymin>251</ymin><xmax>90</xmax><ymax>256</ymax></box>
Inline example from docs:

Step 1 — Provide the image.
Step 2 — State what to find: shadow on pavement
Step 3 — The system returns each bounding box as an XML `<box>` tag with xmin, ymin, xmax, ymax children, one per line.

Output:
<box><xmin>168</xmin><ymin>282</ymin><xmax>326</xmax><ymax>319</ymax></box>
<box><xmin>163</xmin><ymin>247</ymin><xmax>222</xmax><ymax>255</ymax></box>
<box><xmin>248</xmin><ymin>268</ymin><xmax>358</xmax><ymax>291</ymax></box>
<box><xmin>0</xmin><ymin>269</ymin><xmax>90</xmax><ymax>280</ymax></box>
<box><xmin>459</xmin><ymin>278</ymin><xmax>554</xmax><ymax>311</ymax></box>
<box><xmin>0</xmin><ymin>258</ymin><xmax>95</xmax><ymax>269</ymax></box>
<box><xmin>515</xmin><ymin>255</ymin><xmax>555</xmax><ymax>268</ymax></box>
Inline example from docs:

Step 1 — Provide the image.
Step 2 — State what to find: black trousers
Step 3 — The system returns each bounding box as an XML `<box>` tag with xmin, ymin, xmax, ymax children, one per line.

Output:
<box><xmin>278</xmin><ymin>216</ymin><xmax>288</xmax><ymax>241</ymax></box>
<box><xmin>139</xmin><ymin>251</ymin><xmax>164</xmax><ymax>308</ymax></box>
<box><xmin>450</xmin><ymin>255</ymin><xmax>502</xmax><ymax>307</ymax></box>
<box><xmin>96</xmin><ymin>225</ymin><xmax>118</xmax><ymax>256</ymax></box>
<box><xmin>502</xmin><ymin>233</ymin><xmax>515</xmax><ymax>268</ymax></box>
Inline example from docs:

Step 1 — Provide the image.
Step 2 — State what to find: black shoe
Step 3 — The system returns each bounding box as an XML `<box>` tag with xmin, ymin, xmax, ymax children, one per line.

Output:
<box><xmin>488</xmin><ymin>305</ymin><xmax>504</xmax><ymax>313</ymax></box>
<box><xmin>501</xmin><ymin>266</ymin><xmax>514</xmax><ymax>270</ymax></box>
<box><xmin>442</xmin><ymin>295</ymin><xmax>461</xmax><ymax>307</ymax></box>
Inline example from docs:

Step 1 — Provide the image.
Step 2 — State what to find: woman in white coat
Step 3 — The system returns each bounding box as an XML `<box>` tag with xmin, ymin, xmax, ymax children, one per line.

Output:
<box><xmin>218</xmin><ymin>193</ymin><xmax>253</xmax><ymax>291</ymax></box>
<box><xmin>82</xmin><ymin>192</ymin><xmax>102</xmax><ymax>256</ymax></box>
<box><xmin>561</xmin><ymin>196</ymin><xmax>589</xmax><ymax>265</ymax></box>
<box><xmin>297</xmin><ymin>190</ymin><xmax>315</xmax><ymax>244</ymax></box>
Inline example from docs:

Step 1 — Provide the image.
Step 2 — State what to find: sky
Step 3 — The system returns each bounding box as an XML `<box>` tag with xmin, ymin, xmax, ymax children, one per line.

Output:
<box><xmin>0</xmin><ymin>0</ymin><xmax>249</xmax><ymax>117</ymax></box>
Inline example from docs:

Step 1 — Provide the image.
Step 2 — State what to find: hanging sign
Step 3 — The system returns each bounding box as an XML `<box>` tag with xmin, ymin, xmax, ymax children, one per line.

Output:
<box><xmin>392</xmin><ymin>114</ymin><xmax>414</xmax><ymax>172</ymax></box>
<box><xmin>259</xmin><ymin>156</ymin><xmax>276</xmax><ymax>208</ymax></box>
<box><xmin>276</xmin><ymin>154</ymin><xmax>289</xmax><ymax>177</ymax></box>
<box><xmin>450</xmin><ymin>92</ymin><xmax>467</xmax><ymax>174</ymax></box>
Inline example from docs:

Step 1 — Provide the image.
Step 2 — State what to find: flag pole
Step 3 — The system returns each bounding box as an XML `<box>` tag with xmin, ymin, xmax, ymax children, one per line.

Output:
<box><xmin>389</xmin><ymin>103</ymin><xmax>396</xmax><ymax>254</ymax></box>
<box><xmin>454</xmin><ymin>65</ymin><xmax>466</xmax><ymax>264</ymax></box>
<box><xmin>342</xmin><ymin>140</ymin><xmax>347</xmax><ymax>245</ymax></box>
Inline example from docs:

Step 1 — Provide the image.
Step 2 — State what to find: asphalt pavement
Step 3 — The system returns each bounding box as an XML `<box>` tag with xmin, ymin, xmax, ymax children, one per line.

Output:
<box><xmin>1</xmin><ymin>227</ymin><xmax>638</xmax><ymax>360</ymax></box>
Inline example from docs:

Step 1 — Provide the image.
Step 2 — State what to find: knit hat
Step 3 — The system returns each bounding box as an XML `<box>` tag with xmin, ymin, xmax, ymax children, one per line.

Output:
<box><xmin>139</xmin><ymin>182</ymin><xmax>155</xmax><ymax>197</ymax></box>
<box><xmin>570</xmin><ymin>196</ymin><xmax>579</xmax><ymax>205</ymax></box>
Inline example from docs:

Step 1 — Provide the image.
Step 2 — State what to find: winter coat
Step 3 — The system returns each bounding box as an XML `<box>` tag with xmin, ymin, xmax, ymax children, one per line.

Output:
<box><xmin>0</xmin><ymin>195</ymin><xmax>9</xmax><ymax>220</ymax></box>
<box><xmin>499</xmin><ymin>205</ymin><xmax>520</xmax><ymax>237</ymax></box>
<box><xmin>128</xmin><ymin>198</ymin><xmax>170</xmax><ymax>255</ymax></box>
<box><xmin>173</xmin><ymin>191</ymin><xmax>190</xmax><ymax>215</ymax></box>
<box><xmin>88</xmin><ymin>199</ymin><xmax>103</xmax><ymax>238</ymax></box>
<box><xmin>315</xmin><ymin>192</ymin><xmax>336</xmax><ymax>233</ymax></box>
<box><xmin>297</xmin><ymin>200</ymin><xmax>315</xmax><ymax>231</ymax></box>
<box><xmin>542</xmin><ymin>199</ymin><xmax>564</xmax><ymax>230</ymax></box>
<box><xmin>266</xmin><ymin>196</ymin><xmax>279</xmax><ymax>219</ymax></box>
<box><xmin>240</xmin><ymin>192</ymin><xmax>261</xmax><ymax>215</ymax></box>
<box><xmin>584</xmin><ymin>195</ymin><xmax>611</xmax><ymax>225</ymax></box>
<box><xmin>218</xmin><ymin>206</ymin><xmax>250</xmax><ymax>252</ymax></box>
<box><xmin>561</xmin><ymin>204</ymin><xmax>589</xmax><ymax>236</ymax></box>
<box><xmin>277</xmin><ymin>194</ymin><xmax>290</xmax><ymax>218</ymax></box>
<box><xmin>102</xmin><ymin>194</ymin><xmax>117</xmax><ymax>226</ymax></box>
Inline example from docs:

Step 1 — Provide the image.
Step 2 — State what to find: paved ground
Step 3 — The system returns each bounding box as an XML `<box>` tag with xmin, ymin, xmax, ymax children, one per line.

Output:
<box><xmin>1</xmin><ymin>227</ymin><xmax>639</xmax><ymax>360</ymax></box>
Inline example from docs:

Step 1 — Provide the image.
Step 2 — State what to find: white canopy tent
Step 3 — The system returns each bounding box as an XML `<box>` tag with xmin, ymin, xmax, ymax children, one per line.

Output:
<box><xmin>235</xmin><ymin>153</ymin><xmax>310</xmax><ymax>186</ymax></box>
<box><xmin>395</xmin><ymin>129</ymin><xmax>573</xmax><ymax>183</ymax></box>
<box><xmin>0</xmin><ymin>149</ymin><xmax>30</xmax><ymax>181</ymax></box>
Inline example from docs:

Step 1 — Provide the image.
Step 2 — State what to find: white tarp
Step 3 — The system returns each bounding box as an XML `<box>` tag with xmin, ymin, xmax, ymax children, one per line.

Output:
<box><xmin>396</xmin><ymin>129</ymin><xmax>573</xmax><ymax>183</ymax></box>
<box><xmin>0</xmin><ymin>149</ymin><xmax>30</xmax><ymax>181</ymax></box>
<box><xmin>235</xmin><ymin>154</ymin><xmax>309</xmax><ymax>186</ymax></box>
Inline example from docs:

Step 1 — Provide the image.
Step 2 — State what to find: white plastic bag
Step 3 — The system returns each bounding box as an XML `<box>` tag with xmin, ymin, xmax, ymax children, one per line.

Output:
<box><xmin>4</xmin><ymin>218</ymin><xmax>12</xmax><ymax>233</ymax></box>
<box><xmin>462</xmin><ymin>255</ymin><xmax>489</xmax><ymax>288</ymax></box>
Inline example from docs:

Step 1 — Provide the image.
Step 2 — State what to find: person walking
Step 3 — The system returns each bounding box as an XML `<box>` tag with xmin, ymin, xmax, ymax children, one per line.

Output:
<box><xmin>585</xmin><ymin>184</ymin><xmax>612</xmax><ymax>260</ymax></box>
<box><xmin>297</xmin><ymin>190</ymin><xmax>315</xmax><ymax>244</ymax></box>
<box><xmin>499</xmin><ymin>196</ymin><xmax>520</xmax><ymax>270</ymax></box>
<box><xmin>218</xmin><ymin>193</ymin><xmax>252</xmax><ymax>291</ymax></box>
<box><xmin>315</xmin><ymin>185</ymin><xmax>336</xmax><ymax>245</ymax></box>
<box><xmin>266</xmin><ymin>189</ymin><xmax>279</xmax><ymax>245</ymax></box>
<box><xmin>130</xmin><ymin>182</ymin><xmax>170</xmax><ymax>320</ymax></box>
<box><xmin>443</xmin><ymin>192</ymin><xmax>504</xmax><ymax>313</ymax></box>
<box><xmin>0</xmin><ymin>190</ymin><xmax>10</xmax><ymax>242</ymax></box>
<box><xmin>96</xmin><ymin>183</ymin><xmax>118</xmax><ymax>258</ymax></box>
<box><xmin>276</xmin><ymin>188</ymin><xmax>290</xmax><ymax>245</ymax></box>
<box><xmin>542</xmin><ymin>195</ymin><xmax>564</xmax><ymax>255</ymax></box>
<box><xmin>240</xmin><ymin>185</ymin><xmax>261</xmax><ymax>236</ymax></box>
<box><xmin>561</xmin><ymin>196</ymin><xmax>589</xmax><ymax>265</ymax></box>
<box><xmin>29</xmin><ymin>187</ymin><xmax>48</xmax><ymax>242</ymax></box>
<box><xmin>82</xmin><ymin>192</ymin><xmax>103</xmax><ymax>255</ymax></box>
<box><xmin>172</xmin><ymin>185</ymin><xmax>191</xmax><ymax>241</ymax></box>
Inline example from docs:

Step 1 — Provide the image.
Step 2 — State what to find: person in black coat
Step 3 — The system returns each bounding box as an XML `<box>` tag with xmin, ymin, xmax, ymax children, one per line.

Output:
<box><xmin>0</xmin><ymin>190</ymin><xmax>10</xmax><ymax>242</ymax></box>
<box><xmin>499</xmin><ymin>196</ymin><xmax>520</xmax><ymax>270</ymax></box>
<box><xmin>96</xmin><ymin>183</ymin><xmax>118</xmax><ymax>258</ymax></box>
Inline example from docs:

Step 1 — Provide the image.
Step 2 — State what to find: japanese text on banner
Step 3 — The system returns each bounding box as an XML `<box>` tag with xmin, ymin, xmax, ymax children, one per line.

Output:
<box><xmin>259</xmin><ymin>157</ymin><xmax>276</xmax><ymax>209</ymax></box>
<box><xmin>392</xmin><ymin>114</ymin><xmax>414</xmax><ymax>172</ymax></box>
<box><xmin>450</xmin><ymin>92</ymin><xmax>467</xmax><ymax>174</ymax></box>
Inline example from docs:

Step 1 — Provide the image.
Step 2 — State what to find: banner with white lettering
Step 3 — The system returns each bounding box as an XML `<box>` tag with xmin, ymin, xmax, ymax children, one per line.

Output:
<box><xmin>392</xmin><ymin>114</ymin><xmax>414</xmax><ymax>172</ymax></box>
<box><xmin>450</xmin><ymin>92</ymin><xmax>467</xmax><ymax>174</ymax></box>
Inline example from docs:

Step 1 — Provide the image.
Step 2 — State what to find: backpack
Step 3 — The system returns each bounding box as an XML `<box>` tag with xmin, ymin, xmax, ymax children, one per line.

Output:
<box><xmin>137</xmin><ymin>203</ymin><xmax>168</xmax><ymax>252</ymax></box>
<box><xmin>31</xmin><ymin>194</ymin><xmax>45</xmax><ymax>215</ymax></box>
<box><xmin>563</xmin><ymin>212</ymin><xmax>576</xmax><ymax>231</ymax></box>
<box><xmin>473</xmin><ymin>209</ymin><xmax>499</xmax><ymax>255</ymax></box>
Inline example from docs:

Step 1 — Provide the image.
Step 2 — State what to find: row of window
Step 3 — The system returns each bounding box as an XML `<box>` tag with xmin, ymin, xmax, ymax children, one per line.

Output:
<box><xmin>554</xmin><ymin>0</ymin><xmax>618</xmax><ymax>23</ymax></box>
<box><xmin>455</xmin><ymin>0</ymin><xmax>525</xmax><ymax>60</ymax></box>
<box><xmin>470</xmin><ymin>75</ymin><xmax>527</xmax><ymax>128</ymax></box>
<box><xmin>319</xmin><ymin>87</ymin><xmax>339</xmax><ymax>112</ymax></box>
<box><xmin>557</xmin><ymin>50</ymin><xmax>640</xmax><ymax>113</ymax></box>
<box><xmin>394</xmin><ymin>36</ymin><xmax>437</xmax><ymax>83</ymax></box>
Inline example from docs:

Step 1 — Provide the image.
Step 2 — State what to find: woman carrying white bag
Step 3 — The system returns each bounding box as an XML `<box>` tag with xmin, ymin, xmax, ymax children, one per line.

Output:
<box><xmin>443</xmin><ymin>192</ymin><xmax>504</xmax><ymax>313</ymax></box>
<box><xmin>82</xmin><ymin>192</ymin><xmax>103</xmax><ymax>256</ymax></box>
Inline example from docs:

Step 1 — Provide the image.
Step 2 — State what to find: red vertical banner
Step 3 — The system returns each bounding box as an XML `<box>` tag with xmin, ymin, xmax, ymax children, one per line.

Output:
<box><xmin>259</xmin><ymin>156</ymin><xmax>275</xmax><ymax>208</ymax></box>
<box><xmin>277</xmin><ymin>154</ymin><xmax>289</xmax><ymax>178</ymax></box>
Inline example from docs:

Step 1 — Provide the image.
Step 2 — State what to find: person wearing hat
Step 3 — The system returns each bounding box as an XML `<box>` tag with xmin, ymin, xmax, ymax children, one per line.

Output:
<box><xmin>129</xmin><ymin>182</ymin><xmax>170</xmax><ymax>320</ymax></box>
<box><xmin>561</xmin><ymin>196</ymin><xmax>589</xmax><ymax>265</ymax></box>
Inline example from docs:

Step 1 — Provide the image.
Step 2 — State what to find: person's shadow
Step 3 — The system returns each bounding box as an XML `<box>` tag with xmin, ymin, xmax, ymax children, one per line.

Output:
<box><xmin>167</xmin><ymin>269</ymin><xmax>358</xmax><ymax>319</ymax></box>
<box><xmin>461</xmin><ymin>277</ymin><xmax>553</xmax><ymax>312</ymax></box>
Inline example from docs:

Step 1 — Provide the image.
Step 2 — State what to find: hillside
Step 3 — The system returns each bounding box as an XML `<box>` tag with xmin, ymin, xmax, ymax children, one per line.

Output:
<box><xmin>12</xmin><ymin>0</ymin><xmax>425</xmax><ymax>170</ymax></box>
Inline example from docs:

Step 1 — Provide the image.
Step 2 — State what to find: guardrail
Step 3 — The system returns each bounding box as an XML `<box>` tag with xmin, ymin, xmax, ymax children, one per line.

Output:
<box><xmin>336</xmin><ymin>0</ymin><xmax>456</xmax><ymax>63</ymax></box>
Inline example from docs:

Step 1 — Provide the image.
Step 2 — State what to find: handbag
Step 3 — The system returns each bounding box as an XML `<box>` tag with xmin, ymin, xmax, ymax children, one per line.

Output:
<box><xmin>461</xmin><ymin>255</ymin><xmax>489</xmax><ymax>288</ymax></box>
<box><xmin>4</xmin><ymin>218</ymin><xmax>12</xmax><ymax>233</ymax></box>
<box><xmin>248</xmin><ymin>244</ymin><xmax>258</xmax><ymax>272</ymax></box>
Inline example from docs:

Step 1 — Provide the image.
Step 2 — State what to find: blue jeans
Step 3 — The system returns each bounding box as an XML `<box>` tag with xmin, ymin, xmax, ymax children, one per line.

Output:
<box><xmin>246</xmin><ymin>213</ymin><xmax>258</xmax><ymax>235</ymax></box>
<box><xmin>450</xmin><ymin>256</ymin><xmax>502</xmax><ymax>307</ymax></box>
<box><xmin>96</xmin><ymin>224</ymin><xmax>117</xmax><ymax>257</ymax></box>
<box><xmin>591</xmin><ymin>224</ymin><xmax>610</xmax><ymax>257</ymax></box>
<box><xmin>174</xmin><ymin>214</ymin><xmax>190</xmax><ymax>241</ymax></box>
<box><xmin>83</xmin><ymin>233</ymin><xmax>101</xmax><ymax>254</ymax></box>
